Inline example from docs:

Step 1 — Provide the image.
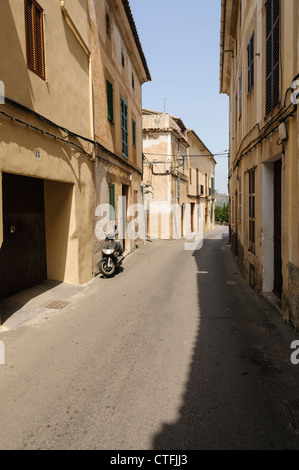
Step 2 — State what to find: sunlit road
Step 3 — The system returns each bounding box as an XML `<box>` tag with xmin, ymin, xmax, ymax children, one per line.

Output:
<box><xmin>1</xmin><ymin>225</ymin><xmax>299</xmax><ymax>450</ymax></box>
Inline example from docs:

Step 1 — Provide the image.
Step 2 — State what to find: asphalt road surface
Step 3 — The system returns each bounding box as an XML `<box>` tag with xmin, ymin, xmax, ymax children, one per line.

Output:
<box><xmin>1</xmin><ymin>225</ymin><xmax>299</xmax><ymax>450</ymax></box>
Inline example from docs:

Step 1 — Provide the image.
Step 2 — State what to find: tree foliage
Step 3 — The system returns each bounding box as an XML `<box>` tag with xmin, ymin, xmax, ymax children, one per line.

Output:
<box><xmin>215</xmin><ymin>203</ymin><xmax>229</xmax><ymax>223</ymax></box>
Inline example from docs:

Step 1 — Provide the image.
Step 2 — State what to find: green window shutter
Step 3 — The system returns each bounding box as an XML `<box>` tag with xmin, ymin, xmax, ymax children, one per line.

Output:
<box><xmin>109</xmin><ymin>183</ymin><xmax>115</xmax><ymax>220</ymax></box>
<box><xmin>107</xmin><ymin>80</ymin><xmax>113</xmax><ymax>122</ymax></box>
<box><xmin>121</xmin><ymin>95</ymin><xmax>128</xmax><ymax>158</ymax></box>
<box><xmin>132</xmin><ymin>119</ymin><xmax>136</xmax><ymax>147</ymax></box>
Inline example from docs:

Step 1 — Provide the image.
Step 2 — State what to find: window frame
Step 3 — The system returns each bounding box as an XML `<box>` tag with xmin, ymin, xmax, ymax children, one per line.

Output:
<box><xmin>25</xmin><ymin>0</ymin><xmax>46</xmax><ymax>80</ymax></box>
<box><xmin>106</xmin><ymin>80</ymin><xmax>114</xmax><ymax>122</ymax></box>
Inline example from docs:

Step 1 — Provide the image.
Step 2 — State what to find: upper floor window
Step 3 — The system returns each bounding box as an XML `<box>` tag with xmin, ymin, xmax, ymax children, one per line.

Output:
<box><xmin>132</xmin><ymin>119</ymin><xmax>136</xmax><ymax>148</ymax></box>
<box><xmin>266</xmin><ymin>0</ymin><xmax>280</xmax><ymax>115</ymax></box>
<box><xmin>132</xmin><ymin>73</ymin><xmax>135</xmax><ymax>90</ymax></box>
<box><xmin>247</xmin><ymin>32</ymin><xmax>254</xmax><ymax>94</ymax></box>
<box><xmin>106</xmin><ymin>80</ymin><xmax>113</xmax><ymax>122</ymax></box>
<box><xmin>25</xmin><ymin>0</ymin><xmax>45</xmax><ymax>80</ymax></box>
<box><xmin>121</xmin><ymin>49</ymin><xmax>125</xmax><ymax>68</ymax></box>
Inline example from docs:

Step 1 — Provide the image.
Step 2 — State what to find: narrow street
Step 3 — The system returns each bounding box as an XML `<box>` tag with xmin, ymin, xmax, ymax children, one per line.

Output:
<box><xmin>0</xmin><ymin>225</ymin><xmax>299</xmax><ymax>450</ymax></box>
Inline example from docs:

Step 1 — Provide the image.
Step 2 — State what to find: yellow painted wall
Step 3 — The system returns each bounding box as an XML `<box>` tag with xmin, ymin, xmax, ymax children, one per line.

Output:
<box><xmin>0</xmin><ymin>0</ymin><xmax>94</xmax><ymax>286</ymax></box>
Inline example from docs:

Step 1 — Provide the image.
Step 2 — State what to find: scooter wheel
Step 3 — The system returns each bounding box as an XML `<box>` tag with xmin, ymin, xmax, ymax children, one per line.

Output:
<box><xmin>99</xmin><ymin>259</ymin><xmax>116</xmax><ymax>277</ymax></box>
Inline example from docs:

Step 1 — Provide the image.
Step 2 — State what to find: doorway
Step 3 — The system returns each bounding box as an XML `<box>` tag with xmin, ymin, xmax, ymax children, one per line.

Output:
<box><xmin>273</xmin><ymin>159</ymin><xmax>282</xmax><ymax>297</ymax></box>
<box><xmin>0</xmin><ymin>173</ymin><xmax>47</xmax><ymax>299</ymax></box>
<box><xmin>122</xmin><ymin>184</ymin><xmax>129</xmax><ymax>251</ymax></box>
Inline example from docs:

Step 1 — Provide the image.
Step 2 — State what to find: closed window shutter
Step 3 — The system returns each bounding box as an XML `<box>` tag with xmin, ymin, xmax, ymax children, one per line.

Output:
<box><xmin>132</xmin><ymin>119</ymin><xmax>136</xmax><ymax>147</ymax></box>
<box><xmin>25</xmin><ymin>0</ymin><xmax>35</xmax><ymax>69</ymax></box>
<box><xmin>25</xmin><ymin>0</ymin><xmax>45</xmax><ymax>79</ymax></box>
<box><xmin>247</xmin><ymin>32</ymin><xmax>254</xmax><ymax>93</ymax></box>
<box><xmin>121</xmin><ymin>96</ymin><xmax>128</xmax><ymax>158</ymax></box>
<box><xmin>35</xmin><ymin>7</ymin><xmax>44</xmax><ymax>77</ymax></box>
<box><xmin>107</xmin><ymin>80</ymin><xmax>113</xmax><ymax>122</ymax></box>
<box><xmin>266</xmin><ymin>0</ymin><xmax>280</xmax><ymax>115</ymax></box>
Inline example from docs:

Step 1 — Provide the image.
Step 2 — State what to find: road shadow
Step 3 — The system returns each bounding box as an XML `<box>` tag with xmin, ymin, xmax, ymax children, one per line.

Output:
<box><xmin>151</xmin><ymin>232</ymin><xmax>299</xmax><ymax>450</ymax></box>
<box><xmin>0</xmin><ymin>280</ymin><xmax>62</xmax><ymax>325</ymax></box>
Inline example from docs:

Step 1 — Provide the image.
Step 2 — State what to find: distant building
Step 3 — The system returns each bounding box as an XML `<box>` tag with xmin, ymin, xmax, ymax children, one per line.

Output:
<box><xmin>187</xmin><ymin>130</ymin><xmax>216</xmax><ymax>231</ymax></box>
<box><xmin>142</xmin><ymin>110</ymin><xmax>216</xmax><ymax>239</ymax></box>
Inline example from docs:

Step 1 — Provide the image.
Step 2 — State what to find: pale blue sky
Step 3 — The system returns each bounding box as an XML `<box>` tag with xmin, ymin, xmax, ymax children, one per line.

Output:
<box><xmin>129</xmin><ymin>0</ymin><xmax>229</xmax><ymax>194</ymax></box>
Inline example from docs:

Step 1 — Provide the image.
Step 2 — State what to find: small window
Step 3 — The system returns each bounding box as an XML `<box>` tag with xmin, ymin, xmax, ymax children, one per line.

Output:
<box><xmin>121</xmin><ymin>49</ymin><xmax>125</xmax><ymax>68</ymax></box>
<box><xmin>106</xmin><ymin>80</ymin><xmax>113</xmax><ymax>122</ymax></box>
<box><xmin>132</xmin><ymin>73</ymin><xmax>135</xmax><ymax>90</ymax></box>
<box><xmin>189</xmin><ymin>168</ymin><xmax>192</xmax><ymax>185</ymax></box>
<box><xmin>247</xmin><ymin>32</ymin><xmax>255</xmax><ymax>94</ymax></box>
<box><xmin>25</xmin><ymin>0</ymin><xmax>45</xmax><ymax>80</ymax></box>
<box><xmin>132</xmin><ymin>119</ymin><xmax>136</xmax><ymax>148</ymax></box>
<box><xmin>106</xmin><ymin>13</ymin><xmax>111</xmax><ymax>38</ymax></box>
<box><xmin>200</xmin><ymin>185</ymin><xmax>204</xmax><ymax>195</ymax></box>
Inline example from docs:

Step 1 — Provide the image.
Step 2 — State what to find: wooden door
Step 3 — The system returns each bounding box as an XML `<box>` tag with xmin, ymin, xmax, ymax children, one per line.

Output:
<box><xmin>0</xmin><ymin>173</ymin><xmax>47</xmax><ymax>299</ymax></box>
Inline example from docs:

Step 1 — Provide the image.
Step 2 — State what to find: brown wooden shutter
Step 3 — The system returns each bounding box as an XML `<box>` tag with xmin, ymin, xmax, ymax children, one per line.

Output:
<box><xmin>25</xmin><ymin>0</ymin><xmax>45</xmax><ymax>80</ymax></box>
<box><xmin>266</xmin><ymin>0</ymin><xmax>280</xmax><ymax>115</ymax></box>
<box><xmin>247</xmin><ymin>32</ymin><xmax>254</xmax><ymax>94</ymax></box>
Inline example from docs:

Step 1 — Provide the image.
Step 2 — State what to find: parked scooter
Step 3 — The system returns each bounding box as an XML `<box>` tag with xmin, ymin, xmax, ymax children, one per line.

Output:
<box><xmin>99</xmin><ymin>226</ymin><xmax>124</xmax><ymax>278</ymax></box>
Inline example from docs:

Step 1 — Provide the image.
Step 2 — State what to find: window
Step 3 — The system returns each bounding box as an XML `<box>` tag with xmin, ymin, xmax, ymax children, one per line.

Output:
<box><xmin>132</xmin><ymin>119</ymin><xmax>136</xmax><ymax>148</ymax></box>
<box><xmin>200</xmin><ymin>185</ymin><xmax>204</xmax><ymax>196</ymax></box>
<box><xmin>239</xmin><ymin>73</ymin><xmax>243</xmax><ymax>113</ymax></box>
<box><xmin>109</xmin><ymin>183</ymin><xmax>115</xmax><ymax>220</ymax></box>
<box><xmin>247</xmin><ymin>32</ymin><xmax>254</xmax><ymax>94</ymax></box>
<box><xmin>121</xmin><ymin>49</ymin><xmax>125</xmax><ymax>68</ymax></box>
<box><xmin>121</xmin><ymin>96</ymin><xmax>128</xmax><ymax>158</ymax></box>
<box><xmin>106</xmin><ymin>80</ymin><xmax>113</xmax><ymax>122</ymax></box>
<box><xmin>266</xmin><ymin>0</ymin><xmax>280</xmax><ymax>115</ymax></box>
<box><xmin>25</xmin><ymin>0</ymin><xmax>45</xmax><ymax>79</ymax></box>
<box><xmin>189</xmin><ymin>168</ymin><xmax>192</xmax><ymax>185</ymax></box>
<box><xmin>132</xmin><ymin>73</ymin><xmax>135</xmax><ymax>90</ymax></box>
<box><xmin>249</xmin><ymin>170</ymin><xmax>255</xmax><ymax>254</ymax></box>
